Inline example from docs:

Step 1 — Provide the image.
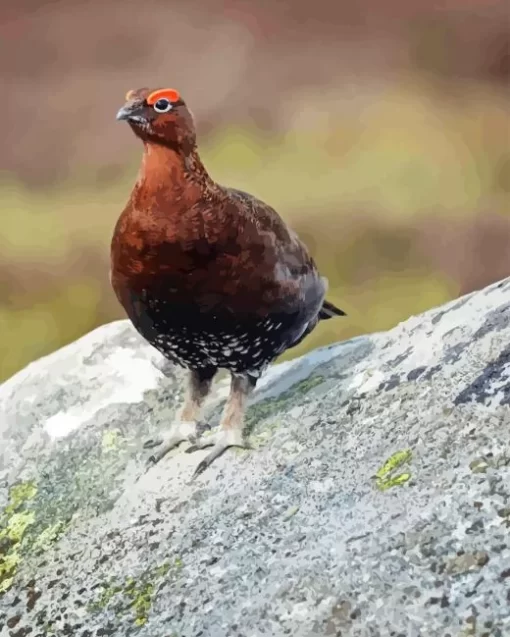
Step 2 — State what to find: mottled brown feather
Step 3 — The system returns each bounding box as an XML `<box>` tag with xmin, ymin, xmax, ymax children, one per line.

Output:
<box><xmin>111</xmin><ymin>87</ymin><xmax>343</xmax><ymax>337</ymax></box>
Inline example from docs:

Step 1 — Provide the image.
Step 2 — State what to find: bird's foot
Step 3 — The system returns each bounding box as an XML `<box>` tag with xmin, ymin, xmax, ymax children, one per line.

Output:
<box><xmin>144</xmin><ymin>420</ymin><xmax>206</xmax><ymax>466</ymax></box>
<box><xmin>186</xmin><ymin>428</ymin><xmax>251</xmax><ymax>478</ymax></box>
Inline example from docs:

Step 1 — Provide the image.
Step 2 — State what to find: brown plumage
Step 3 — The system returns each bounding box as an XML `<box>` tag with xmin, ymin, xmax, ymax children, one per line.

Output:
<box><xmin>110</xmin><ymin>86</ymin><xmax>346</xmax><ymax>476</ymax></box>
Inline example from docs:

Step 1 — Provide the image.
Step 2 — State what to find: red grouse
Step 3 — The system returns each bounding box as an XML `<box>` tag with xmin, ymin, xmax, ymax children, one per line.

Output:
<box><xmin>111</xmin><ymin>87</ymin><xmax>345</xmax><ymax>476</ymax></box>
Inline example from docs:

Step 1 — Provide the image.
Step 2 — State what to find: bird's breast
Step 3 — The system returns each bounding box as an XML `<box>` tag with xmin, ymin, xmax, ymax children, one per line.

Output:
<box><xmin>110</xmin><ymin>204</ymin><xmax>308</xmax><ymax>318</ymax></box>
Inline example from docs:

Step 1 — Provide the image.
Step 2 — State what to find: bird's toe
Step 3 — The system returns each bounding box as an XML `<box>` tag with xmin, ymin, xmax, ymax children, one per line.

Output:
<box><xmin>184</xmin><ymin>433</ymin><xmax>216</xmax><ymax>454</ymax></box>
<box><xmin>143</xmin><ymin>438</ymin><xmax>163</xmax><ymax>449</ymax></box>
<box><xmin>188</xmin><ymin>428</ymin><xmax>251</xmax><ymax>478</ymax></box>
<box><xmin>144</xmin><ymin>421</ymin><xmax>198</xmax><ymax>467</ymax></box>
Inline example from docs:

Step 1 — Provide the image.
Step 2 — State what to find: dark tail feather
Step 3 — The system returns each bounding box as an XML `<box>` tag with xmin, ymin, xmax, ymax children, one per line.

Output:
<box><xmin>319</xmin><ymin>299</ymin><xmax>346</xmax><ymax>320</ymax></box>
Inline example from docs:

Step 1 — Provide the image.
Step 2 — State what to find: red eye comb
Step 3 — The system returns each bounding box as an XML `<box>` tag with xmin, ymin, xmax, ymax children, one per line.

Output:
<box><xmin>146</xmin><ymin>88</ymin><xmax>181</xmax><ymax>105</ymax></box>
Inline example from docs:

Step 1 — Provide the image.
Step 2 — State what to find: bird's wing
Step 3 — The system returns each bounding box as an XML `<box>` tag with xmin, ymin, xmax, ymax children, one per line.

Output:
<box><xmin>225</xmin><ymin>188</ymin><xmax>327</xmax><ymax>317</ymax></box>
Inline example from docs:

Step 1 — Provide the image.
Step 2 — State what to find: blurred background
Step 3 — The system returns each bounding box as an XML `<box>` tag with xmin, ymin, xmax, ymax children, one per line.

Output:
<box><xmin>0</xmin><ymin>0</ymin><xmax>509</xmax><ymax>382</ymax></box>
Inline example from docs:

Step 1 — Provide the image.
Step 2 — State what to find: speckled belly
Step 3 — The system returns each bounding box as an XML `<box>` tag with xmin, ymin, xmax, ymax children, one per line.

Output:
<box><xmin>131</xmin><ymin>293</ymin><xmax>307</xmax><ymax>374</ymax></box>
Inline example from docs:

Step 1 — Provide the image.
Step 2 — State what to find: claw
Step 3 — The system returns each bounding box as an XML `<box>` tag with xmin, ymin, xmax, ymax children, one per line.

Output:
<box><xmin>185</xmin><ymin>435</ymin><xmax>215</xmax><ymax>454</ymax></box>
<box><xmin>144</xmin><ymin>421</ymin><xmax>197</xmax><ymax>467</ymax></box>
<box><xmin>188</xmin><ymin>428</ymin><xmax>251</xmax><ymax>479</ymax></box>
<box><xmin>143</xmin><ymin>438</ymin><xmax>163</xmax><ymax>449</ymax></box>
<box><xmin>192</xmin><ymin>457</ymin><xmax>215</xmax><ymax>478</ymax></box>
<box><xmin>146</xmin><ymin>436</ymin><xmax>186</xmax><ymax>466</ymax></box>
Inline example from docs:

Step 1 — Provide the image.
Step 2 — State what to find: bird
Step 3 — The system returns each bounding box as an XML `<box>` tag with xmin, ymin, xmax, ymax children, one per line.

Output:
<box><xmin>110</xmin><ymin>86</ymin><xmax>346</xmax><ymax>477</ymax></box>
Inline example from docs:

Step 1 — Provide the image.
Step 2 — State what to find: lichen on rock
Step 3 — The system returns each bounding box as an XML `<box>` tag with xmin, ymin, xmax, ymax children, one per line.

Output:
<box><xmin>1</xmin><ymin>277</ymin><xmax>510</xmax><ymax>636</ymax></box>
<box><xmin>374</xmin><ymin>449</ymin><xmax>413</xmax><ymax>491</ymax></box>
<box><xmin>85</xmin><ymin>560</ymin><xmax>179</xmax><ymax>629</ymax></box>
<box><xmin>0</xmin><ymin>481</ymin><xmax>37</xmax><ymax>593</ymax></box>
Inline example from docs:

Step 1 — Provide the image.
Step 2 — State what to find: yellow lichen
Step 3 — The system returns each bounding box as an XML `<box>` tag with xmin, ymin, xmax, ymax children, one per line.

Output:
<box><xmin>155</xmin><ymin>562</ymin><xmax>171</xmax><ymax>577</ymax></box>
<box><xmin>33</xmin><ymin>520</ymin><xmax>66</xmax><ymax>552</ymax></box>
<box><xmin>101</xmin><ymin>429</ymin><xmax>122</xmax><ymax>452</ymax></box>
<box><xmin>88</xmin><ymin>561</ymin><xmax>173</xmax><ymax>626</ymax></box>
<box><xmin>283</xmin><ymin>505</ymin><xmax>300</xmax><ymax>520</ymax></box>
<box><xmin>374</xmin><ymin>449</ymin><xmax>413</xmax><ymax>491</ymax></box>
<box><xmin>129</xmin><ymin>582</ymin><xmax>154</xmax><ymax>626</ymax></box>
<box><xmin>0</xmin><ymin>480</ymin><xmax>38</xmax><ymax>594</ymax></box>
<box><xmin>5</xmin><ymin>481</ymin><xmax>37</xmax><ymax>516</ymax></box>
<box><xmin>0</xmin><ymin>553</ymin><xmax>21</xmax><ymax>593</ymax></box>
<box><xmin>3</xmin><ymin>511</ymin><xmax>36</xmax><ymax>542</ymax></box>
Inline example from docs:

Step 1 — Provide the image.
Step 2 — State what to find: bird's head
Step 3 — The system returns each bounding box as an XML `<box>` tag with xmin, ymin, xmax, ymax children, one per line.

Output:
<box><xmin>116</xmin><ymin>87</ymin><xmax>196</xmax><ymax>153</ymax></box>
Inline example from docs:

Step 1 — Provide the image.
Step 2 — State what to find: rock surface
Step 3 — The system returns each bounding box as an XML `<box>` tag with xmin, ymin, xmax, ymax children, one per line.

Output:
<box><xmin>1</xmin><ymin>278</ymin><xmax>510</xmax><ymax>637</ymax></box>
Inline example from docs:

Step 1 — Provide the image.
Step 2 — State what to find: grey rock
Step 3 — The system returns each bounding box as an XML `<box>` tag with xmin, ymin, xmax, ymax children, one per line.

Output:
<box><xmin>1</xmin><ymin>277</ymin><xmax>510</xmax><ymax>637</ymax></box>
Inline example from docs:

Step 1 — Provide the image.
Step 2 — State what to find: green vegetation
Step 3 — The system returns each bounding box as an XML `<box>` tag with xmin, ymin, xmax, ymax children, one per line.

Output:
<box><xmin>1</xmin><ymin>81</ymin><xmax>508</xmax><ymax>381</ymax></box>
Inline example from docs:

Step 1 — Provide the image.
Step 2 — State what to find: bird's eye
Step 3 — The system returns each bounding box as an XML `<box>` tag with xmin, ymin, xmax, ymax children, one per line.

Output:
<box><xmin>153</xmin><ymin>98</ymin><xmax>172</xmax><ymax>113</ymax></box>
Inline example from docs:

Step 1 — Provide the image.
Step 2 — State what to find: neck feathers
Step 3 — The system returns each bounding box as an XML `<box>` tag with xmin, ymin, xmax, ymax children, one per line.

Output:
<box><xmin>132</xmin><ymin>142</ymin><xmax>218</xmax><ymax>209</ymax></box>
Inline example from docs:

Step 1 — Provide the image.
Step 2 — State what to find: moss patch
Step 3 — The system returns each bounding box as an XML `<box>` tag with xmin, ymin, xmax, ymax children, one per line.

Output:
<box><xmin>0</xmin><ymin>481</ymin><xmax>37</xmax><ymax>593</ymax></box>
<box><xmin>374</xmin><ymin>449</ymin><xmax>413</xmax><ymax>491</ymax></box>
<box><xmin>0</xmin><ymin>480</ymin><xmax>72</xmax><ymax>595</ymax></box>
<box><xmin>245</xmin><ymin>374</ymin><xmax>327</xmax><ymax>435</ymax></box>
<box><xmin>30</xmin><ymin>416</ymin><xmax>141</xmax><ymax>529</ymax></box>
<box><xmin>88</xmin><ymin>559</ymin><xmax>177</xmax><ymax>627</ymax></box>
<box><xmin>250</xmin><ymin>419</ymin><xmax>282</xmax><ymax>448</ymax></box>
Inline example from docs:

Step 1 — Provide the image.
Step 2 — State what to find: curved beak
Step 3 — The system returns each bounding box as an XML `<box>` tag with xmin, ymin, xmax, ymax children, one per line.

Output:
<box><xmin>116</xmin><ymin>101</ymin><xmax>151</xmax><ymax>133</ymax></box>
<box><xmin>116</xmin><ymin>105</ymin><xmax>135</xmax><ymax>121</ymax></box>
<box><xmin>116</xmin><ymin>100</ymin><xmax>148</xmax><ymax>123</ymax></box>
